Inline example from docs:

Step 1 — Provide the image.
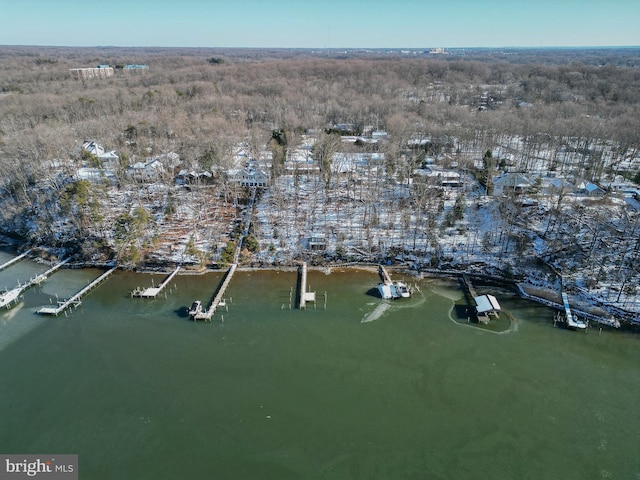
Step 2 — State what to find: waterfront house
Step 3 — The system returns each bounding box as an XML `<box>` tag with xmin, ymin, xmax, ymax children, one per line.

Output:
<box><xmin>305</xmin><ymin>233</ymin><xmax>327</xmax><ymax>251</ymax></box>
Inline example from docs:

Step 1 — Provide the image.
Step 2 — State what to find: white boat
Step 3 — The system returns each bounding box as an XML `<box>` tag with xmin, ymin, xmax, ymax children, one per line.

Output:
<box><xmin>394</xmin><ymin>281</ymin><xmax>411</xmax><ymax>298</ymax></box>
<box><xmin>0</xmin><ymin>288</ymin><xmax>21</xmax><ymax>308</ymax></box>
<box><xmin>188</xmin><ymin>300</ymin><xmax>202</xmax><ymax>317</ymax></box>
<box><xmin>378</xmin><ymin>283</ymin><xmax>400</xmax><ymax>300</ymax></box>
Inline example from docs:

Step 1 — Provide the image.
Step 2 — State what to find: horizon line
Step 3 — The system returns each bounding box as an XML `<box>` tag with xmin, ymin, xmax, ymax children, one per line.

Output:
<box><xmin>2</xmin><ymin>44</ymin><xmax>640</xmax><ymax>50</ymax></box>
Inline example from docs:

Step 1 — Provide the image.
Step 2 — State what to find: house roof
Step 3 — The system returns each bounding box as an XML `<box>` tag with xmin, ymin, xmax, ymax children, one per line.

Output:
<box><xmin>82</xmin><ymin>141</ymin><xmax>105</xmax><ymax>156</ymax></box>
<box><xmin>493</xmin><ymin>173</ymin><xmax>531</xmax><ymax>187</ymax></box>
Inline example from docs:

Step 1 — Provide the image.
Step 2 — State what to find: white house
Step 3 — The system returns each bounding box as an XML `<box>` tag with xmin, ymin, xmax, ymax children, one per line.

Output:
<box><xmin>126</xmin><ymin>159</ymin><xmax>164</xmax><ymax>182</ymax></box>
<box><xmin>228</xmin><ymin>167</ymin><xmax>269</xmax><ymax>187</ymax></box>
<box><xmin>82</xmin><ymin>140</ymin><xmax>119</xmax><ymax>168</ymax></box>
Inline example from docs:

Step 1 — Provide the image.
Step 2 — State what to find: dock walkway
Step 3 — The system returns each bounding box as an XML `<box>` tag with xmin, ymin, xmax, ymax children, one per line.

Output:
<box><xmin>132</xmin><ymin>266</ymin><xmax>181</xmax><ymax>298</ymax></box>
<box><xmin>561</xmin><ymin>292</ymin><xmax>586</xmax><ymax>329</ymax></box>
<box><xmin>190</xmin><ymin>185</ymin><xmax>260</xmax><ymax>321</ymax></box>
<box><xmin>193</xmin><ymin>264</ymin><xmax>237</xmax><ymax>321</ymax></box>
<box><xmin>378</xmin><ymin>264</ymin><xmax>393</xmax><ymax>285</ymax></box>
<box><xmin>37</xmin><ymin>267</ymin><xmax>116</xmax><ymax>316</ymax></box>
<box><xmin>298</xmin><ymin>262</ymin><xmax>316</xmax><ymax>309</ymax></box>
<box><xmin>0</xmin><ymin>250</ymin><xmax>31</xmax><ymax>272</ymax></box>
<box><xmin>0</xmin><ymin>258</ymin><xmax>69</xmax><ymax>309</ymax></box>
<box><xmin>516</xmin><ymin>284</ymin><xmax>619</xmax><ymax>328</ymax></box>
<box><xmin>461</xmin><ymin>273</ymin><xmax>478</xmax><ymax>298</ymax></box>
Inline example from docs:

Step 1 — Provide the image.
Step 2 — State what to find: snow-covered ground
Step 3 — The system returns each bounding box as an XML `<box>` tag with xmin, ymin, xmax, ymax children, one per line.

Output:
<box><xmin>2</xmin><ymin>134</ymin><xmax>638</xmax><ymax>321</ymax></box>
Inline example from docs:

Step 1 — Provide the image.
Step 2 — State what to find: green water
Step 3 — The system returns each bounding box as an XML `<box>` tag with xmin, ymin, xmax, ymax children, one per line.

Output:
<box><xmin>0</xmin><ymin>259</ymin><xmax>639</xmax><ymax>479</ymax></box>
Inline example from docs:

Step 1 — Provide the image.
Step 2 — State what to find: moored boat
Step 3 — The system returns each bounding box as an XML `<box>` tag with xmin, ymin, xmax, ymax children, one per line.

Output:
<box><xmin>188</xmin><ymin>300</ymin><xmax>202</xmax><ymax>317</ymax></box>
<box><xmin>0</xmin><ymin>288</ymin><xmax>21</xmax><ymax>309</ymax></box>
<box><xmin>394</xmin><ymin>281</ymin><xmax>411</xmax><ymax>298</ymax></box>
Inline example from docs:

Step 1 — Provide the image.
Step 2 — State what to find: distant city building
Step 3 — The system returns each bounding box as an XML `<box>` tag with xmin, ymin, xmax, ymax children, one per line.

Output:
<box><xmin>120</xmin><ymin>64</ymin><xmax>149</xmax><ymax>73</ymax></box>
<box><xmin>70</xmin><ymin>64</ymin><xmax>148</xmax><ymax>79</ymax></box>
<box><xmin>70</xmin><ymin>65</ymin><xmax>114</xmax><ymax>80</ymax></box>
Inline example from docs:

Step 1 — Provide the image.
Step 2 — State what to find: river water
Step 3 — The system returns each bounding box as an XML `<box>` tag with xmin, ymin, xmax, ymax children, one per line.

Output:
<box><xmin>0</xmin><ymin>252</ymin><xmax>638</xmax><ymax>479</ymax></box>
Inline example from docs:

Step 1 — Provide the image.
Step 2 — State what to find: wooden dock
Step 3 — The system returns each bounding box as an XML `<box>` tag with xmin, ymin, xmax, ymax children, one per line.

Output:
<box><xmin>131</xmin><ymin>266</ymin><xmax>181</xmax><ymax>298</ymax></box>
<box><xmin>298</xmin><ymin>262</ymin><xmax>316</xmax><ymax>309</ymax></box>
<box><xmin>378</xmin><ymin>264</ymin><xmax>393</xmax><ymax>285</ymax></box>
<box><xmin>190</xmin><ymin>184</ymin><xmax>258</xmax><ymax>321</ymax></box>
<box><xmin>0</xmin><ymin>250</ymin><xmax>31</xmax><ymax>272</ymax></box>
<box><xmin>461</xmin><ymin>273</ymin><xmax>478</xmax><ymax>298</ymax></box>
<box><xmin>37</xmin><ymin>267</ymin><xmax>116</xmax><ymax>316</ymax></box>
<box><xmin>192</xmin><ymin>264</ymin><xmax>237</xmax><ymax>321</ymax></box>
<box><xmin>30</xmin><ymin>258</ymin><xmax>70</xmax><ymax>286</ymax></box>
<box><xmin>0</xmin><ymin>258</ymin><xmax>69</xmax><ymax>309</ymax></box>
<box><xmin>561</xmin><ymin>292</ymin><xmax>587</xmax><ymax>329</ymax></box>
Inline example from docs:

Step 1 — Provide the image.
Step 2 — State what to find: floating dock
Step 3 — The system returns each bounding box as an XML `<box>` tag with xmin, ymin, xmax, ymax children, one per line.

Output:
<box><xmin>192</xmin><ymin>264</ymin><xmax>237</xmax><ymax>321</ymax></box>
<box><xmin>298</xmin><ymin>262</ymin><xmax>316</xmax><ymax>309</ymax></box>
<box><xmin>37</xmin><ymin>267</ymin><xmax>116</xmax><ymax>316</ymax></box>
<box><xmin>131</xmin><ymin>266</ymin><xmax>181</xmax><ymax>298</ymax></box>
<box><xmin>0</xmin><ymin>250</ymin><xmax>31</xmax><ymax>272</ymax></box>
<box><xmin>0</xmin><ymin>258</ymin><xmax>69</xmax><ymax>309</ymax></box>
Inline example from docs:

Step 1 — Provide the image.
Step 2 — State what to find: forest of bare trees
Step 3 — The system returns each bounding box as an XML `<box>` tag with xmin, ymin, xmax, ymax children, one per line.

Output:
<box><xmin>0</xmin><ymin>45</ymin><xmax>639</xmax><ymax>318</ymax></box>
<box><xmin>1</xmin><ymin>46</ymin><xmax>639</xmax><ymax>173</ymax></box>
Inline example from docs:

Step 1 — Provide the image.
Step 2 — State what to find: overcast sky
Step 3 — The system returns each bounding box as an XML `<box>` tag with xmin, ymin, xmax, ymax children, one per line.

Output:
<box><xmin>1</xmin><ymin>0</ymin><xmax>638</xmax><ymax>49</ymax></box>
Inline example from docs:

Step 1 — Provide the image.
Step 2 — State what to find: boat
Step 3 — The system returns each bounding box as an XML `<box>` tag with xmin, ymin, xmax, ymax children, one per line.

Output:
<box><xmin>394</xmin><ymin>281</ymin><xmax>411</xmax><ymax>298</ymax></box>
<box><xmin>0</xmin><ymin>288</ymin><xmax>21</xmax><ymax>308</ymax></box>
<box><xmin>566</xmin><ymin>315</ymin><xmax>588</xmax><ymax>330</ymax></box>
<box><xmin>377</xmin><ymin>283</ymin><xmax>400</xmax><ymax>300</ymax></box>
<box><xmin>188</xmin><ymin>300</ymin><xmax>202</xmax><ymax>317</ymax></box>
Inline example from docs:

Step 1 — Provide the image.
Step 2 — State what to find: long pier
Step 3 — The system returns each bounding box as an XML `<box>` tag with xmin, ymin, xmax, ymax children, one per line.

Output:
<box><xmin>0</xmin><ymin>258</ymin><xmax>69</xmax><ymax>309</ymax></box>
<box><xmin>30</xmin><ymin>258</ymin><xmax>70</xmax><ymax>286</ymax></box>
<box><xmin>0</xmin><ymin>250</ymin><xmax>31</xmax><ymax>272</ymax></box>
<box><xmin>131</xmin><ymin>266</ymin><xmax>181</xmax><ymax>298</ymax></box>
<box><xmin>298</xmin><ymin>262</ymin><xmax>316</xmax><ymax>309</ymax></box>
<box><xmin>37</xmin><ymin>267</ymin><xmax>116</xmax><ymax>316</ymax></box>
<box><xmin>191</xmin><ymin>185</ymin><xmax>258</xmax><ymax>321</ymax></box>
<box><xmin>193</xmin><ymin>264</ymin><xmax>237</xmax><ymax>321</ymax></box>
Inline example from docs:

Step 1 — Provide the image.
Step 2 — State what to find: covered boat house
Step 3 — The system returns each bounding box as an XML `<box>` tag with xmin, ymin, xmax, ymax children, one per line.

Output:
<box><xmin>474</xmin><ymin>294</ymin><xmax>501</xmax><ymax>324</ymax></box>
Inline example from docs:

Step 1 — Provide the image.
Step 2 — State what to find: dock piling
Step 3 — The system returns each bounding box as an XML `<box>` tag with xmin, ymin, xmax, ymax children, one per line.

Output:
<box><xmin>131</xmin><ymin>266</ymin><xmax>181</xmax><ymax>299</ymax></box>
<box><xmin>192</xmin><ymin>264</ymin><xmax>237</xmax><ymax>321</ymax></box>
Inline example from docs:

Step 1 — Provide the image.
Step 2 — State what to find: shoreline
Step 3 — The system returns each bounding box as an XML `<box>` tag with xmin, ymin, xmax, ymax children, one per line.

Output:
<box><xmin>0</xmin><ymin>245</ymin><xmax>633</xmax><ymax>328</ymax></box>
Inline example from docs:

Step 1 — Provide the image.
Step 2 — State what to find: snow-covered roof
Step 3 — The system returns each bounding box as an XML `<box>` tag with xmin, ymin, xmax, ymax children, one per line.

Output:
<box><xmin>331</xmin><ymin>153</ymin><xmax>385</xmax><ymax>173</ymax></box>
<box><xmin>493</xmin><ymin>173</ymin><xmax>531</xmax><ymax>188</ymax></box>
<box><xmin>82</xmin><ymin>140</ymin><xmax>105</xmax><ymax>157</ymax></box>
<box><xmin>474</xmin><ymin>294</ymin><xmax>501</xmax><ymax>313</ymax></box>
<box><xmin>130</xmin><ymin>159</ymin><xmax>163</xmax><ymax>170</ymax></box>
